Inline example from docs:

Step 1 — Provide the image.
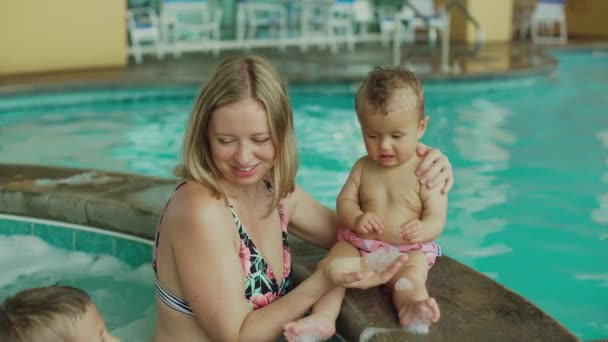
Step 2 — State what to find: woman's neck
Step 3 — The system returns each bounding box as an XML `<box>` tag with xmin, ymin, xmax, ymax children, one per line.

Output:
<box><xmin>221</xmin><ymin>179</ymin><xmax>268</xmax><ymax>204</ymax></box>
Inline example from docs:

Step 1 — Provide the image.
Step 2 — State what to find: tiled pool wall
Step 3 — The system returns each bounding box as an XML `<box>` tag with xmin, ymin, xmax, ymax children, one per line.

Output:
<box><xmin>0</xmin><ymin>214</ymin><xmax>153</xmax><ymax>268</ymax></box>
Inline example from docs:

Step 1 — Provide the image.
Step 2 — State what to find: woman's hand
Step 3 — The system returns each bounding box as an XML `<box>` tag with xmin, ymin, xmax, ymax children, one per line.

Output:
<box><xmin>415</xmin><ymin>142</ymin><xmax>454</xmax><ymax>194</ymax></box>
<box><xmin>323</xmin><ymin>254</ymin><xmax>407</xmax><ymax>290</ymax></box>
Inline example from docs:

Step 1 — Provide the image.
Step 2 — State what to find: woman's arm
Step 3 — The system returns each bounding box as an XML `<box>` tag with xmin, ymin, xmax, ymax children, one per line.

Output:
<box><xmin>166</xmin><ymin>186</ymin><xmax>406</xmax><ymax>341</ymax></box>
<box><xmin>415</xmin><ymin>143</ymin><xmax>454</xmax><ymax>193</ymax></box>
<box><xmin>285</xmin><ymin>184</ymin><xmax>340</xmax><ymax>250</ymax></box>
<box><xmin>167</xmin><ymin>188</ymin><xmax>335</xmax><ymax>341</ymax></box>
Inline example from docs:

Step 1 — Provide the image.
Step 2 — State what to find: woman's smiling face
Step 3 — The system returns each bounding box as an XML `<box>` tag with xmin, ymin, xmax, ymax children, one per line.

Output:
<box><xmin>208</xmin><ymin>97</ymin><xmax>276</xmax><ymax>186</ymax></box>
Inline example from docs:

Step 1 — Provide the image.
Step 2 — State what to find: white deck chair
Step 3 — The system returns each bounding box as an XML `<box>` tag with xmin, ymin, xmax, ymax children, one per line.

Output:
<box><xmin>512</xmin><ymin>0</ymin><xmax>535</xmax><ymax>40</ymax></box>
<box><xmin>531</xmin><ymin>0</ymin><xmax>567</xmax><ymax>44</ymax></box>
<box><xmin>377</xmin><ymin>4</ymin><xmax>401</xmax><ymax>47</ymax></box>
<box><xmin>238</xmin><ymin>2</ymin><xmax>287</xmax><ymax>50</ymax></box>
<box><xmin>127</xmin><ymin>7</ymin><xmax>164</xmax><ymax>64</ymax></box>
<box><xmin>352</xmin><ymin>0</ymin><xmax>374</xmax><ymax>34</ymax></box>
<box><xmin>161</xmin><ymin>0</ymin><xmax>223</xmax><ymax>56</ymax></box>
<box><xmin>298</xmin><ymin>0</ymin><xmax>332</xmax><ymax>52</ymax></box>
<box><xmin>327</xmin><ymin>0</ymin><xmax>356</xmax><ymax>54</ymax></box>
<box><xmin>402</xmin><ymin>0</ymin><xmax>447</xmax><ymax>46</ymax></box>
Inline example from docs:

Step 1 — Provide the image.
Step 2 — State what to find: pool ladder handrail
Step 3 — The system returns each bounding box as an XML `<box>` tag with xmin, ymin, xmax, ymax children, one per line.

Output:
<box><xmin>392</xmin><ymin>0</ymin><xmax>440</xmax><ymax>65</ymax></box>
<box><xmin>440</xmin><ymin>0</ymin><xmax>485</xmax><ymax>73</ymax></box>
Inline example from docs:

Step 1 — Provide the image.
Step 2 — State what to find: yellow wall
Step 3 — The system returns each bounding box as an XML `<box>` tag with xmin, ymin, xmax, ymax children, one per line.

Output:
<box><xmin>566</xmin><ymin>0</ymin><xmax>608</xmax><ymax>38</ymax></box>
<box><xmin>0</xmin><ymin>0</ymin><xmax>127</xmax><ymax>76</ymax></box>
<box><xmin>442</xmin><ymin>0</ymin><xmax>513</xmax><ymax>44</ymax></box>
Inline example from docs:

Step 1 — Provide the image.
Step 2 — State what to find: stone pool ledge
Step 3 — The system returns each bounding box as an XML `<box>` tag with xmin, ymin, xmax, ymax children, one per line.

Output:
<box><xmin>0</xmin><ymin>164</ymin><xmax>578</xmax><ymax>341</ymax></box>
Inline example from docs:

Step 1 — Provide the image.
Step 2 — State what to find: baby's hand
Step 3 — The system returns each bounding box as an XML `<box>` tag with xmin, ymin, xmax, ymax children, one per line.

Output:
<box><xmin>399</xmin><ymin>219</ymin><xmax>424</xmax><ymax>243</ymax></box>
<box><xmin>354</xmin><ymin>212</ymin><xmax>384</xmax><ymax>235</ymax></box>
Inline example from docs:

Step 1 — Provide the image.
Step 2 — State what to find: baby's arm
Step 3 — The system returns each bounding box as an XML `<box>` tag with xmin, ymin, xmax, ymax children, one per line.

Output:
<box><xmin>336</xmin><ymin>158</ymin><xmax>383</xmax><ymax>234</ymax></box>
<box><xmin>400</xmin><ymin>182</ymin><xmax>447</xmax><ymax>243</ymax></box>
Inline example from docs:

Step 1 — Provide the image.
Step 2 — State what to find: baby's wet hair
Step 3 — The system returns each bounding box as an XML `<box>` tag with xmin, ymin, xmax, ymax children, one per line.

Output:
<box><xmin>355</xmin><ymin>66</ymin><xmax>424</xmax><ymax>120</ymax></box>
<box><xmin>0</xmin><ymin>285</ymin><xmax>92</xmax><ymax>342</ymax></box>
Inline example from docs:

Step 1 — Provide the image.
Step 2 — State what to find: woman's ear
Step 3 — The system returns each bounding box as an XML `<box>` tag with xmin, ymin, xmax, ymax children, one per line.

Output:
<box><xmin>417</xmin><ymin>116</ymin><xmax>429</xmax><ymax>139</ymax></box>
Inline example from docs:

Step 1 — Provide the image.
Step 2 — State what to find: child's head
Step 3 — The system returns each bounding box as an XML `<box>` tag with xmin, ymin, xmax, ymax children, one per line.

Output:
<box><xmin>355</xmin><ymin>67</ymin><xmax>428</xmax><ymax>167</ymax></box>
<box><xmin>0</xmin><ymin>285</ymin><xmax>119</xmax><ymax>342</ymax></box>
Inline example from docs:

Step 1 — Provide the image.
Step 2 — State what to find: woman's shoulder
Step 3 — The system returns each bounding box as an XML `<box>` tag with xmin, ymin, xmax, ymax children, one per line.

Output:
<box><xmin>165</xmin><ymin>182</ymin><xmax>227</xmax><ymax>225</ymax></box>
<box><xmin>171</xmin><ymin>181</ymin><xmax>223</xmax><ymax>206</ymax></box>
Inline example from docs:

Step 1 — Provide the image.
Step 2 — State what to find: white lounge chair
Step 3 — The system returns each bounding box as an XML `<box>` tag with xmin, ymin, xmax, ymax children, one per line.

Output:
<box><xmin>298</xmin><ymin>0</ymin><xmax>332</xmax><ymax>52</ymax></box>
<box><xmin>161</xmin><ymin>0</ymin><xmax>223</xmax><ymax>56</ymax></box>
<box><xmin>402</xmin><ymin>0</ymin><xmax>447</xmax><ymax>46</ymax></box>
<box><xmin>327</xmin><ymin>0</ymin><xmax>356</xmax><ymax>53</ymax></box>
<box><xmin>127</xmin><ymin>7</ymin><xmax>164</xmax><ymax>64</ymax></box>
<box><xmin>512</xmin><ymin>0</ymin><xmax>535</xmax><ymax>40</ymax></box>
<box><xmin>237</xmin><ymin>1</ymin><xmax>287</xmax><ymax>50</ymax></box>
<box><xmin>531</xmin><ymin>0</ymin><xmax>567</xmax><ymax>44</ymax></box>
<box><xmin>377</xmin><ymin>3</ymin><xmax>401</xmax><ymax>47</ymax></box>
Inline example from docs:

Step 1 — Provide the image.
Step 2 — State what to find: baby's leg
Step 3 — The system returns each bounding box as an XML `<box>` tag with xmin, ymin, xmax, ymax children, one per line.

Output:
<box><xmin>283</xmin><ymin>241</ymin><xmax>360</xmax><ymax>342</ymax></box>
<box><xmin>388</xmin><ymin>251</ymin><xmax>440</xmax><ymax>334</ymax></box>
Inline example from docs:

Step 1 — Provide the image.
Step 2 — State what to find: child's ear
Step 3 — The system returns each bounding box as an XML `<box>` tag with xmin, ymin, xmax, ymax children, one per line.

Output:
<box><xmin>417</xmin><ymin>116</ymin><xmax>429</xmax><ymax>139</ymax></box>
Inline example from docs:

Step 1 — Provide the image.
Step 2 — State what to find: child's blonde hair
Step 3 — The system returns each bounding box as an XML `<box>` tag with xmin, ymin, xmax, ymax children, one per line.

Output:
<box><xmin>355</xmin><ymin>66</ymin><xmax>425</xmax><ymax>120</ymax></box>
<box><xmin>174</xmin><ymin>55</ymin><xmax>298</xmax><ymax>216</ymax></box>
<box><xmin>0</xmin><ymin>285</ymin><xmax>92</xmax><ymax>342</ymax></box>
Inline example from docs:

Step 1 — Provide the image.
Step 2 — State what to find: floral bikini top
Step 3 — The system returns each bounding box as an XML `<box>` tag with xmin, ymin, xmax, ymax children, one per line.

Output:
<box><xmin>231</xmin><ymin>203</ymin><xmax>292</xmax><ymax>309</ymax></box>
<box><xmin>153</xmin><ymin>181</ymin><xmax>292</xmax><ymax>314</ymax></box>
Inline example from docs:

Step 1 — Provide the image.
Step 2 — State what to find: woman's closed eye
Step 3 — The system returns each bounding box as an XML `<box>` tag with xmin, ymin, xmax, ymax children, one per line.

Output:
<box><xmin>217</xmin><ymin>138</ymin><xmax>236</xmax><ymax>144</ymax></box>
<box><xmin>252</xmin><ymin>137</ymin><xmax>271</xmax><ymax>144</ymax></box>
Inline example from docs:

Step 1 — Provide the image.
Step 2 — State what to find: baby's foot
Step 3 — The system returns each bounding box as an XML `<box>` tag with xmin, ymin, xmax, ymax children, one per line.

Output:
<box><xmin>398</xmin><ymin>297</ymin><xmax>440</xmax><ymax>334</ymax></box>
<box><xmin>283</xmin><ymin>314</ymin><xmax>336</xmax><ymax>342</ymax></box>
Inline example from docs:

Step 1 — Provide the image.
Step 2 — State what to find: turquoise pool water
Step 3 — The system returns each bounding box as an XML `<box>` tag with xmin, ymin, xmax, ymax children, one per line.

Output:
<box><xmin>0</xmin><ymin>217</ymin><xmax>155</xmax><ymax>342</ymax></box>
<box><xmin>0</xmin><ymin>50</ymin><xmax>607</xmax><ymax>339</ymax></box>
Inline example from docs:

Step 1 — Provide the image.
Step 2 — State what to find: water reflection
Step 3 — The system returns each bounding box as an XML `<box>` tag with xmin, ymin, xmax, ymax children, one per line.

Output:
<box><xmin>591</xmin><ymin>130</ymin><xmax>608</xmax><ymax>232</ymax></box>
<box><xmin>294</xmin><ymin>103</ymin><xmax>366</xmax><ymax>207</ymax></box>
<box><xmin>443</xmin><ymin>99</ymin><xmax>515</xmax><ymax>270</ymax></box>
<box><xmin>113</xmin><ymin>104</ymin><xmax>187</xmax><ymax>178</ymax></box>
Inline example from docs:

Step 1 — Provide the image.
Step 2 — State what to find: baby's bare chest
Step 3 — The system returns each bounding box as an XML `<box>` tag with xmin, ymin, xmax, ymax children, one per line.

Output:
<box><xmin>359</xmin><ymin>167</ymin><xmax>422</xmax><ymax>213</ymax></box>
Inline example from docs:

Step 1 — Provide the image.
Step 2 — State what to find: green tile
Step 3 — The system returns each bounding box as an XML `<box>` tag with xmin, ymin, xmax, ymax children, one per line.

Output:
<box><xmin>74</xmin><ymin>230</ymin><xmax>115</xmax><ymax>255</ymax></box>
<box><xmin>0</xmin><ymin>218</ymin><xmax>32</xmax><ymax>236</ymax></box>
<box><xmin>33</xmin><ymin>224</ymin><xmax>74</xmax><ymax>250</ymax></box>
<box><xmin>114</xmin><ymin>238</ymin><xmax>153</xmax><ymax>268</ymax></box>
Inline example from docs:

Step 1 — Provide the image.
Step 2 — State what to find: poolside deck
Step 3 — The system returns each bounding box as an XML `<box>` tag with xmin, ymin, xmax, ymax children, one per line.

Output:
<box><xmin>2</xmin><ymin>40</ymin><xmax>606</xmax><ymax>94</ymax></box>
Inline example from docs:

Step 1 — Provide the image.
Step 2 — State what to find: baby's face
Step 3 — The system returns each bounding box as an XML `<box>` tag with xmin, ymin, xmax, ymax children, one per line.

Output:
<box><xmin>358</xmin><ymin>90</ymin><xmax>427</xmax><ymax>167</ymax></box>
<box><xmin>71</xmin><ymin>304</ymin><xmax>120</xmax><ymax>342</ymax></box>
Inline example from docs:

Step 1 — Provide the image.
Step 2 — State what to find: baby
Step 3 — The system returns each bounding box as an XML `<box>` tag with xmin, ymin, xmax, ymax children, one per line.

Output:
<box><xmin>284</xmin><ymin>67</ymin><xmax>447</xmax><ymax>341</ymax></box>
<box><xmin>0</xmin><ymin>285</ymin><xmax>119</xmax><ymax>342</ymax></box>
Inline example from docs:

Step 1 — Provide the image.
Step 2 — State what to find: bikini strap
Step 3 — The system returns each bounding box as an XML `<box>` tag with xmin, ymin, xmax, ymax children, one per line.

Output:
<box><xmin>153</xmin><ymin>180</ymin><xmax>188</xmax><ymax>273</ymax></box>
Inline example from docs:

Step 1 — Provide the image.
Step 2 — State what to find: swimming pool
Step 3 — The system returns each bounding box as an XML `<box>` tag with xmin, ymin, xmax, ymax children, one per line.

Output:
<box><xmin>0</xmin><ymin>50</ymin><xmax>607</xmax><ymax>339</ymax></box>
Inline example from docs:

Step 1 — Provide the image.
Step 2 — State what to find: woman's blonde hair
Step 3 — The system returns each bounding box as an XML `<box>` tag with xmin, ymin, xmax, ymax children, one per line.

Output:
<box><xmin>175</xmin><ymin>55</ymin><xmax>298</xmax><ymax>216</ymax></box>
<box><xmin>0</xmin><ymin>285</ymin><xmax>92</xmax><ymax>342</ymax></box>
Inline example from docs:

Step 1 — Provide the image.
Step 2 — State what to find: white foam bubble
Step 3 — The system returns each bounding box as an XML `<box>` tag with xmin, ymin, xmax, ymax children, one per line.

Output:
<box><xmin>0</xmin><ymin>234</ymin><xmax>149</xmax><ymax>287</ymax></box>
<box><xmin>394</xmin><ymin>277</ymin><xmax>413</xmax><ymax>291</ymax></box>
<box><xmin>294</xmin><ymin>333</ymin><xmax>325</xmax><ymax>342</ymax></box>
<box><xmin>363</xmin><ymin>248</ymin><xmax>403</xmax><ymax>272</ymax></box>
<box><xmin>404</xmin><ymin>322</ymin><xmax>430</xmax><ymax>334</ymax></box>
<box><xmin>359</xmin><ymin>327</ymin><xmax>393</xmax><ymax>342</ymax></box>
